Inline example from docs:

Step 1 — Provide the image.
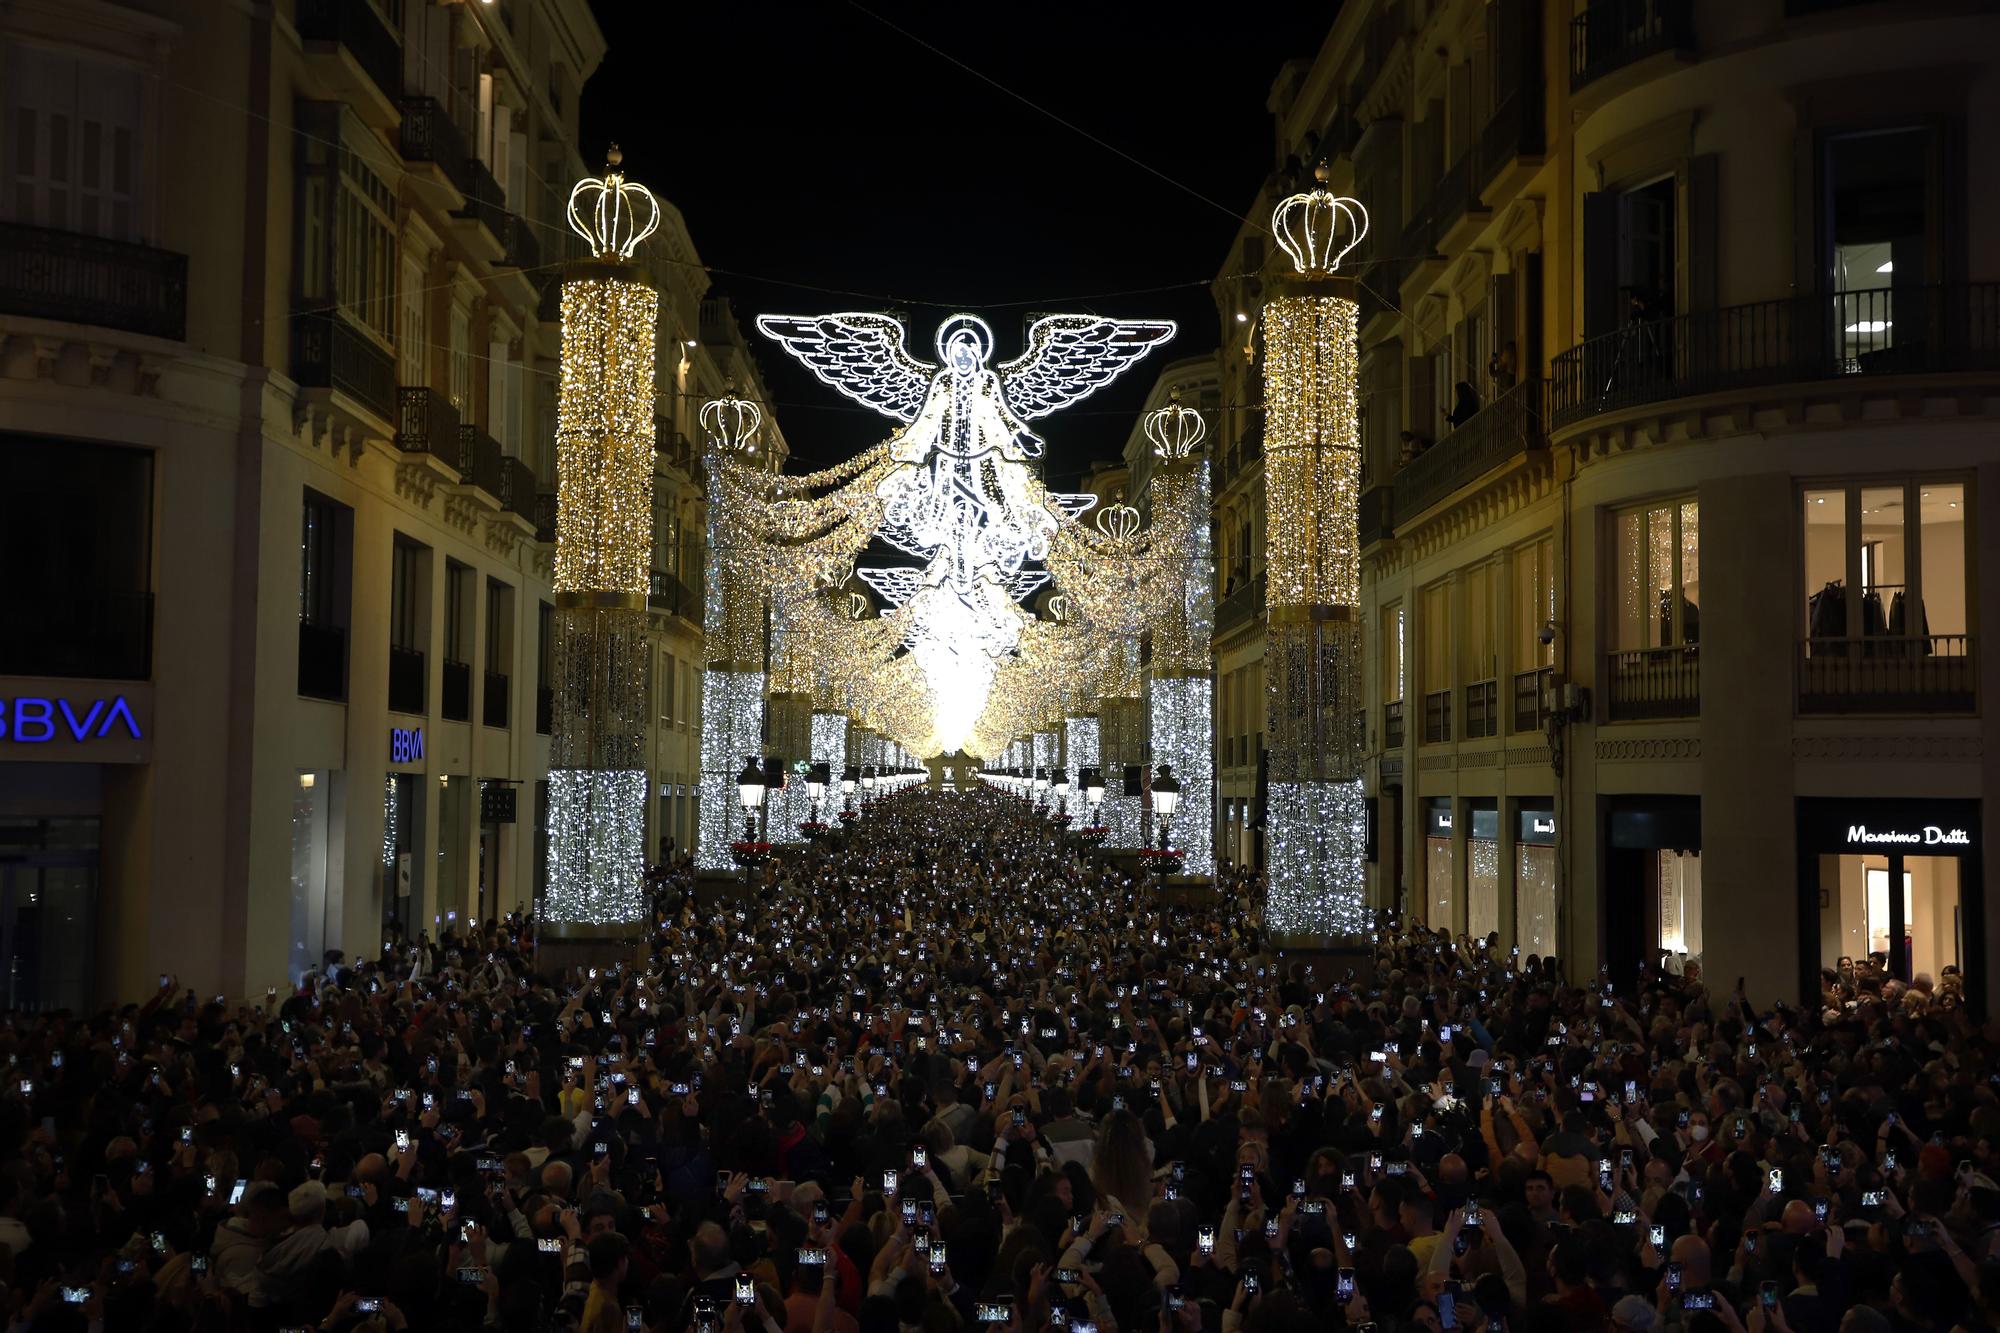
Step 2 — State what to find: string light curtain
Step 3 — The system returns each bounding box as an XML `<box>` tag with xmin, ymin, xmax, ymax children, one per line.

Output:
<box><xmin>1144</xmin><ymin>396</ymin><xmax>1216</xmax><ymax>875</ymax></box>
<box><xmin>696</xmin><ymin>393</ymin><xmax>770</xmax><ymax>869</ymax></box>
<box><xmin>1261</xmin><ymin>170</ymin><xmax>1370</xmax><ymax>939</ymax></box>
<box><xmin>544</xmin><ymin>154</ymin><xmax>660</xmax><ymax>929</ymax></box>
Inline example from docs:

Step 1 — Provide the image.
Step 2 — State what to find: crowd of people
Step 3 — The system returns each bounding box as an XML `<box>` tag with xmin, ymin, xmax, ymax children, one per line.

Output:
<box><xmin>1</xmin><ymin>786</ymin><xmax>1995</xmax><ymax>1333</ymax></box>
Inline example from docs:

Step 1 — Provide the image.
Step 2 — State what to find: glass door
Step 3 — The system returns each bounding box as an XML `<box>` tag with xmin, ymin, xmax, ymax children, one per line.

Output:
<box><xmin>0</xmin><ymin>818</ymin><xmax>99</xmax><ymax>1013</ymax></box>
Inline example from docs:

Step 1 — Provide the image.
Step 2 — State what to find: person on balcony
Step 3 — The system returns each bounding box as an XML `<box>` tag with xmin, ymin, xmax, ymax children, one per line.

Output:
<box><xmin>1447</xmin><ymin>381</ymin><xmax>1482</xmax><ymax>429</ymax></box>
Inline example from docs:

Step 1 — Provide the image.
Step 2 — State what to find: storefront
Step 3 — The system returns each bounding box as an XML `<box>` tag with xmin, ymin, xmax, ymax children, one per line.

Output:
<box><xmin>1515</xmin><ymin>803</ymin><xmax>1557</xmax><ymax>960</ymax></box>
<box><xmin>1423</xmin><ymin>799</ymin><xmax>1454</xmax><ymax>930</ymax></box>
<box><xmin>1603</xmin><ymin>795</ymin><xmax>1702</xmax><ymax>984</ymax></box>
<box><xmin>1797</xmin><ymin>797</ymin><xmax>1982</xmax><ymax>1012</ymax></box>
<box><xmin>0</xmin><ymin>684</ymin><xmax>151</xmax><ymax>1011</ymax></box>
<box><xmin>1466</xmin><ymin>801</ymin><xmax>1500</xmax><ymax>941</ymax></box>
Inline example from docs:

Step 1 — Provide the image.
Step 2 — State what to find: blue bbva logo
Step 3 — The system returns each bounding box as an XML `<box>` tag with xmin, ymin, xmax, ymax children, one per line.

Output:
<box><xmin>390</xmin><ymin>726</ymin><xmax>425</xmax><ymax>763</ymax></box>
<box><xmin>0</xmin><ymin>695</ymin><xmax>143</xmax><ymax>743</ymax></box>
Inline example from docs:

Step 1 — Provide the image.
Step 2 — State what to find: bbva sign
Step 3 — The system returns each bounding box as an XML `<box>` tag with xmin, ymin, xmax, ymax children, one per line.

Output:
<box><xmin>0</xmin><ymin>695</ymin><xmax>144</xmax><ymax>743</ymax></box>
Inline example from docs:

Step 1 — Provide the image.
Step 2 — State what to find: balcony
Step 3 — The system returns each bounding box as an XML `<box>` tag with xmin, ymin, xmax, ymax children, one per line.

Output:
<box><xmin>295</xmin><ymin>0</ymin><xmax>401</xmax><ymax>127</ymax></box>
<box><xmin>1464</xmin><ymin>680</ymin><xmax>1499</xmax><ymax>739</ymax></box>
<box><xmin>441</xmin><ymin>659</ymin><xmax>472</xmax><ymax>722</ymax></box>
<box><xmin>1215</xmin><ymin>569</ymin><xmax>1266</xmax><ymax>637</ymax></box>
<box><xmin>1551</xmin><ymin>284</ymin><xmax>2000</xmax><ymax>430</ymax></box>
<box><xmin>1434</xmin><ymin>149</ymin><xmax>1488</xmax><ymax>251</ymax></box>
<box><xmin>0</xmin><ymin>590</ymin><xmax>152</xmax><ymax>680</ymax></box>
<box><xmin>1477</xmin><ymin>86</ymin><xmax>1545</xmax><ymax>202</ymax></box>
<box><xmin>291</xmin><ymin>310</ymin><xmax>395</xmax><ymax>426</ymax></box>
<box><xmin>1570</xmin><ymin>0</ymin><xmax>1695</xmax><ymax>93</ymax></box>
<box><xmin>1384</xmin><ymin>700</ymin><xmax>1405</xmax><ymax>750</ymax></box>
<box><xmin>451</xmin><ymin>157</ymin><xmax>508</xmax><ymax>261</ymax></box>
<box><xmin>1513</xmin><ymin>666</ymin><xmax>1553</xmax><ymax>732</ymax></box>
<box><xmin>298</xmin><ymin>621</ymin><xmax>346</xmax><ymax>701</ymax></box>
<box><xmin>499</xmin><ymin>458</ymin><xmax>537</xmax><ymax>524</ymax></box>
<box><xmin>398</xmin><ymin>96</ymin><xmax>476</xmax><ymax>204</ymax></box>
<box><xmin>1393</xmin><ymin>377</ymin><xmax>1545</xmax><ymax>525</ymax></box>
<box><xmin>484</xmin><ymin>671</ymin><xmax>511</xmax><ymax>728</ymax></box>
<box><xmin>648</xmin><ymin>570</ymin><xmax>699</xmax><ymax>621</ymax></box>
<box><xmin>1798</xmin><ymin>636</ymin><xmax>1974</xmax><ymax>715</ymax></box>
<box><xmin>535</xmin><ymin>685</ymin><xmax>554</xmax><ymax>736</ymax></box>
<box><xmin>1422</xmin><ymin>689</ymin><xmax>1453</xmax><ymax>745</ymax></box>
<box><xmin>389</xmin><ymin>645</ymin><xmax>426</xmax><ymax>715</ymax></box>
<box><xmin>534</xmin><ymin>490</ymin><xmax>559</xmax><ymax>544</ymax></box>
<box><xmin>0</xmin><ymin>221</ymin><xmax>187</xmax><ymax>341</ymax></box>
<box><xmin>496</xmin><ymin>212</ymin><xmax>541</xmax><ymax>272</ymax></box>
<box><xmin>394</xmin><ymin>387</ymin><xmax>465</xmax><ymax>473</ymax></box>
<box><xmin>1605</xmin><ymin>646</ymin><xmax>1698</xmax><ymax>721</ymax></box>
<box><xmin>1359</xmin><ymin>485</ymin><xmax>1394</xmax><ymax>547</ymax></box>
<box><xmin>465</xmin><ymin>426</ymin><xmax>505</xmax><ymax>502</ymax></box>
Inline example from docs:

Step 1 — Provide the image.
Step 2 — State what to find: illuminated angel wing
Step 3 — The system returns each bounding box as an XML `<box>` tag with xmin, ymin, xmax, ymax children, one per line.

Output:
<box><xmin>856</xmin><ymin>566</ymin><xmax>926</xmax><ymax>609</ymax></box>
<box><xmin>1046</xmin><ymin>492</ymin><xmax>1100</xmax><ymax>524</ymax></box>
<box><xmin>1002</xmin><ymin>570</ymin><xmax>1051</xmax><ymax>603</ymax></box>
<box><xmin>754</xmin><ymin>313</ymin><xmax>934</xmax><ymax>423</ymax></box>
<box><xmin>998</xmin><ymin>315</ymin><xmax>1177</xmax><ymax>420</ymax></box>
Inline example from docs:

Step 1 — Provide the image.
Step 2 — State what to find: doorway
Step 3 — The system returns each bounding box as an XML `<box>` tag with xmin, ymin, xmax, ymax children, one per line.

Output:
<box><xmin>0</xmin><ymin>818</ymin><xmax>98</xmax><ymax>1012</ymax></box>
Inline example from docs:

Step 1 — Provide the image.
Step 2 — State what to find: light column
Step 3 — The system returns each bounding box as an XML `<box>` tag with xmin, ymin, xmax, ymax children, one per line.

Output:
<box><xmin>697</xmin><ymin>395</ymin><xmax>767</xmax><ymax>870</ymax></box>
<box><xmin>544</xmin><ymin>152</ymin><xmax>662</xmax><ymax>955</ymax></box>
<box><xmin>1065</xmin><ymin>713</ymin><xmax>1099</xmax><ymax>823</ymax></box>
<box><xmin>1260</xmin><ymin>171</ymin><xmax>1370</xmax><ymax>943</ymax></box>
<box><xmin>1144</xmin><ymin>396</ymin><xmax>1215</xmax><ymax>877</ymax></box>
<box><xmin>1097</xmin><ymin>637</ymin><xmax>1144</xmax><ymax>848</ymax></box>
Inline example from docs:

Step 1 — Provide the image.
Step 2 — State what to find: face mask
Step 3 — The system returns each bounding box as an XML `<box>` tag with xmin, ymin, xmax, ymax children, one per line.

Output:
<box><xmin>1690</xmin><ymin>1124</ymin><xmax>1710</xmax><ymax>1142</ymax></box>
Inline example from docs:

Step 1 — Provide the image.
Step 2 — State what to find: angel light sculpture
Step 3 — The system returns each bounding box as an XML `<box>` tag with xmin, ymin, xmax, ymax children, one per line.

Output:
<box><xmin>757</xmin><ymin>310</ymin><xmax>1174</xmax><ymax>753</ymax></box>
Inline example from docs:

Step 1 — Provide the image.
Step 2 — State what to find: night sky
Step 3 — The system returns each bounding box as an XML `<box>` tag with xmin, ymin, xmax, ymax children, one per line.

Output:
<box><xmin>580</xmin><ymin>4</ymin><xmax>1334</xmax><ymax>486</ymax></box>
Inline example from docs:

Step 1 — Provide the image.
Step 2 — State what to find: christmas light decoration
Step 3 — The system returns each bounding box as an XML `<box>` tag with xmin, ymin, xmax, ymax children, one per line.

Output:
<box><xmin>697</xmin><ymin>387</ymin><xmax>770</xmax><ymax>871</ymax></box>
<box><xmin>544</xmin><ymin>154</ymin><xmax>660</xmax><ymax>935</ymax></box>
<box><xmin>1261</xmin><ymin>167</ymin><xmax>1369</xmax><ymax>940</ymax></box>
<box><xmin>758</xmin><ymin>311</ymin><xmax>1174</xmax><ymax>750</ymax></box>
<box><xmin>1142</xmin><ymin>392</ymin><xmax>1215</xmax><ymax>876</ymax></box>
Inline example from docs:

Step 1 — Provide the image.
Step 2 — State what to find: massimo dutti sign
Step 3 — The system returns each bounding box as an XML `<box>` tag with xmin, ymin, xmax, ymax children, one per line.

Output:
<box><xmin>1844</xmin><ymin>824</ymin><xmax>1973</xmax><ymax>849</ymax></box>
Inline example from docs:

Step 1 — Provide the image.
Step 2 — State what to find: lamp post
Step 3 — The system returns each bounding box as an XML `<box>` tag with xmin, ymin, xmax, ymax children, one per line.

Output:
<box><xmin>1053</xmin><ymin>773</ymin><xmax>1070</xmax><ymax>815</ymax></box>
<box><xmin>861</xmin><ymin>766</ymin><xmax>876</xmax><ymax>803</ymax></box>
<box><xmin>841</xmin><ymin>765</ymin><xmax>858</xmax><ymax>814</ymax></box>
<box><xmin>1034</xmin><ymin>766</ymin><xmax>1050</xmax><ymax>813</ymax></box>
<box><xmin>806</xmin><ymin>761</ymin><xmax>828</xmax><ymax>823</ymax></box>
<box><xmin>1151</xmin><ymin>763</ymin><xmax>1181</xmax><ymax>852</ymax></box>
<box><xmin>735</xmin><ymin>755</ymin><xmax>765</xmax><ymax>844</ymax></box>
<box><xmin>1083</xmin><ymin>766</ymin><xmax>1105</xmax><ymax>827</ymax></box>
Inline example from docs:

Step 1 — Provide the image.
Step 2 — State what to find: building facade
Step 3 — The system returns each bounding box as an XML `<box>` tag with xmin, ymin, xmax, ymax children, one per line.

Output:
<box><xmin>1220</xmin><ymin>0</ymin><xmax>2000</xmax><ymax>1013</ymax></box>
<box><xmin>0</xmin><ymin>0</ymin><xmax>767</xmax><ymax>1008</ymax></box>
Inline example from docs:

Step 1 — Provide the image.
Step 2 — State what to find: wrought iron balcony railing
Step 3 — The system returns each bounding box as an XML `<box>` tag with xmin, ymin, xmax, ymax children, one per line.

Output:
<box><xmin>1550</xmin><ymin>284</ymin><xmax>2000</xmax><ymax>428</ymax></box>
<box><xmin>1393</xmin><ymin>377</ymin><xmax>1545</xmax><ymax>524</ymax></box>
<box><xmin>0</xmin><ymin>220</ymin><xmax>187</xmax><ymax>340</ymax></box>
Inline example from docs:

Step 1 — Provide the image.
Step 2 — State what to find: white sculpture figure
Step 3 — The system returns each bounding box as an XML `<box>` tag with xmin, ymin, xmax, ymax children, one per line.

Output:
<box><xmin>758</xmin><ymin>311</ymin><xmax>1174</xmax><ymax>751</ymax></box>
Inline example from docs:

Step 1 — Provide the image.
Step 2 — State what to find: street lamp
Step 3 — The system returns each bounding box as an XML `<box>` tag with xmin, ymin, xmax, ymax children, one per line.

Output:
<box><xmin>1053</xmin><ymin>772</ymin><xmax>1070</xmax><ymax>815</ymax></box>
<box><xmin>806</xmin><ymin>761</ymin><xmax>829</xmax><ymax>822</ymax></box>
<box><xmin>736</xmin><ymin>755</ymin><xmax>765</xmax><ymax>843</ymax></box>
<box><xmin>1151</xmin><ymin>763</ymin><xmax>1181</xmax><ymax>851</ymax></box>
<box><xmin>1082</xmin><ymin>765</ymin><xmax>1104</xmax><ymax>825</ymax></box>
<box><xmin>1033</xmin><ymin>765</ymin><xmax>1050</xmax><ymax>811</ymax></box>
<box><xmin>841</xmin><ymin>765</ymin><xmax>858</xmax><ymax>813</ymax></box>
<box><xmin>861</xmin><ymin>765</ymin><xmax>876</xmax><ymax>799</ymax></box>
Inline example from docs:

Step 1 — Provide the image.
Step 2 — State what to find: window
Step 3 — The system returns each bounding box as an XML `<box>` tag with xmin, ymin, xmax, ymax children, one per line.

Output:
<box><xmin>1419</xmin><ymin>580</ymin><xmax>1452</xmax><ymax>742</ymax></box>
<box><xmin>0</xmin><ymin>437</ymin><xmax>153</xmax><ymax>681</ymax></box>
<box><xmin>2</xmin><ymin>46</ymin><xmax>143</xmax><ymax>239</ymax></box>
<box><xmin>1382</xmin><ymin>604</ymin><xmax>1405</xmax><ymax>702</ymax></box>
<box><xmin>297</xmin><ymin>106</ymin><xmax>396</xmax><ymax>345</ymax></box>
<box><xmin>1462</xmin><ymin>563</ymin><xmax>1497</xmax><ymax>687</ymax></box>
<box><xmin>398</xmin><ymin>253</ymin><xmax>427</xmax><ymax>386</ymax></box>
<box><xmin>449</xmin><ymin>303</ymin><xmax>472</xmax><ymax>412</ymax></box>
<box><xmin>1824</xmin><ymin>126</ymin><xmax>1939</xmax><ymax>365</ymax></box>
<box><xmin>1513</xmin><ymin>535</ymin><xmax>1556</xmax><ymax>672</ymax></box>
<box><xmin>444</xmin><ymin>561</ymin><xmax>471</xmax><ymax>664</ymax></box>
<box><xmin>390</xmin><ymin>539</ymin><xmax>422</xmax><ymax>652</ymax></box>
<box><xmin>1614</xmin><ymin>499</ymin><xmax>1699</xmax><ymax>650</ymax></box>
<box><xmin>300</xmin><ymin>492</ymin><xmax>343</xmax><ymax>628</ymax></box>
<box><xmin>663</xmin><ymin>653</ymin><xmax>676</xmax><ymax>726</ymax></box>
<box><xmin>485</xmin><ymin>581</ymin><xmax>512</xmax><ymax>675</ymax></box>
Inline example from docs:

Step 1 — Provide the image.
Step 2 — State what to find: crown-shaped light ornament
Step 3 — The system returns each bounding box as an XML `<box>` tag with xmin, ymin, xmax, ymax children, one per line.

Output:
<box><xmin>1271</xmin><ymin>161</ymin><xmax>1368</xmax><ymax>277</ymax></box>
<box><xmin>1094</xmin><ymin>503</ymin><xmax>1141</xmax><ymax>541</ymax></box>
<box><xmin>700</xmin><ymin>387</ymin><xmax>763</xmax><ymax>455</ymax></box>
<box><xmin>1046</xmin><ymin>593</ymin><xmax>1072</xmax><ymax>624</ymax></box>
<box><xmin>1144</xmin><ymin>389</ymin><xmax>1207</xmax><ymax>460</ymax></box>
<box><xmin>567</xmin><ymin>145</ymin><xmax>660</xmax><ymax>261</ymax></box>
